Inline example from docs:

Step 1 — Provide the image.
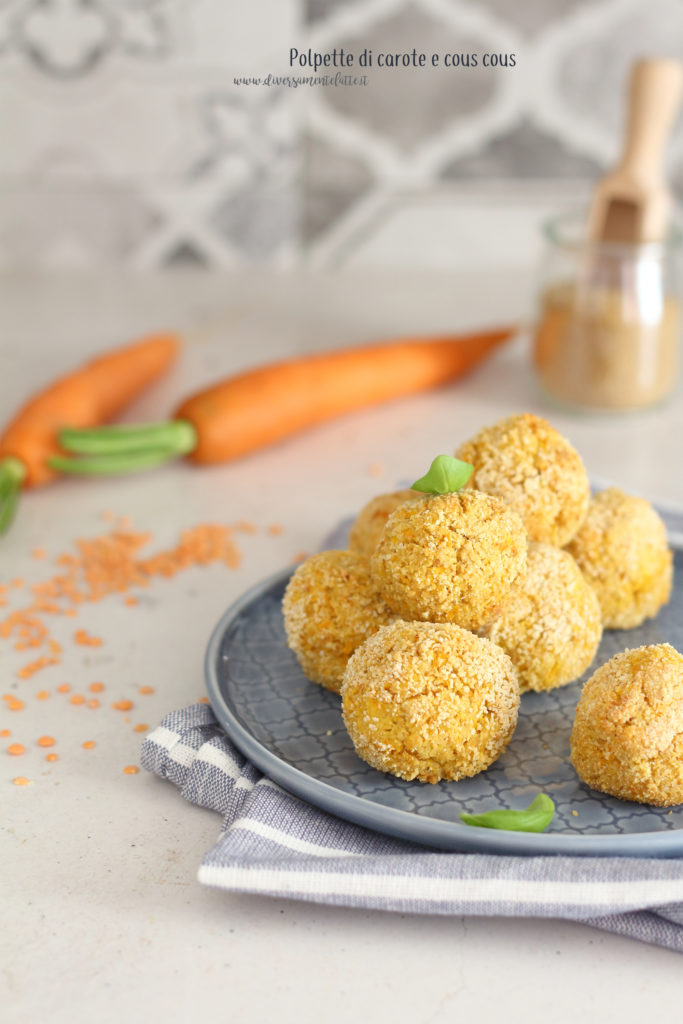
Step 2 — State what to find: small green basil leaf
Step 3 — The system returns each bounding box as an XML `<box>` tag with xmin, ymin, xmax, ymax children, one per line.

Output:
<box><xmin>411</xmin><ymin>455</ymin><xmax>474</xmax><ymax>495</ymax></box>
<box><xmin>460</xmin><ymin>793</ymin><xmax>555</xmax><ymax>833</ymax></box>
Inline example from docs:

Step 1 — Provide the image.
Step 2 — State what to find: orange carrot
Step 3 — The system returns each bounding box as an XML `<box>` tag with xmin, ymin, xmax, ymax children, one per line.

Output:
<box><xmin>178</xmin><ymin>329</ymin><xmax>513</xmax><ymax>463</ymax></box>
<box><xmin>53</xmin><ymin>327</ymin><xmax>514</xmax><ymax>475</ymax></box>
<box><xmin>0</xmin><ymin>333</ymin><xmax>180</xmax><ymax>488</ymax></box>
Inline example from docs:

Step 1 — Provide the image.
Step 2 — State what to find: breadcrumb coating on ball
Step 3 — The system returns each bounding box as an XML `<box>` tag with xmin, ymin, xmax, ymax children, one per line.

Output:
<box><xmin>341</xmin><ymin>621</ymin><xmax>519</xmax><ymax>783</ymax></box>
<box><xmin>565</xmin><ymin>487</ymin><xmax>673</xmax><ymax>629</ymax></box>
<box><xmin>348</xmin><ymin>489</ymin><xmax>420</xmax><ymax>558</ymax></box>
<box><xmin>456</xmin><ymin>413</ymin><xmax>590</xmax><ymax>547</ymax></box>
<box><xmin>370</xmin><ymin>489</ymin><xmax>527</xmax><ymax>631</ymax></box>
<box><xmin>571</xmin><ymin>644</ymin><xmax>683</xmax><ymax>806</ymax></box>
<box><xmin>485</xmin><ymin>543</ymin><xmax>602</xmax><ymax>693</ymax></box>
<box><xmin>282</xmin><ymin>550</ymin><xmax>395</xmax><ymax>693</ymax></box>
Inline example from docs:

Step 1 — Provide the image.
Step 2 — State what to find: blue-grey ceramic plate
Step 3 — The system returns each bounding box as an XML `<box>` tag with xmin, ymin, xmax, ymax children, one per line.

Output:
<box><xmin>205</xmin><ymin>501</ymin><xmax>683</xmax><ymax>857</ymax></box>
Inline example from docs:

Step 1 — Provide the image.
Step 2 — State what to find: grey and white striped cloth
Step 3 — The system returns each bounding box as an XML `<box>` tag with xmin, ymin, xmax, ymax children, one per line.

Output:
<box><xmin>141</xmin><ymin>703</ymin><xmax>683</xmax><ymax>953</ymax></box>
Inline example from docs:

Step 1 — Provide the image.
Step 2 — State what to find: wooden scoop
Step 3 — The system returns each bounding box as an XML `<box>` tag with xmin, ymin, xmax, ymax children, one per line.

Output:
<box><xmin>588</xmin><ymin>58</ymin><xmax>683</xmax><ymax>245</ymax></box>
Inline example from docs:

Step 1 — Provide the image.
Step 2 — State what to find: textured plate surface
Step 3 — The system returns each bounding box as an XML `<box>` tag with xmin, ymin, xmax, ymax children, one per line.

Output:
<box><xmin>205</xmin><ymin>503</ymin><xmax>683</xmax><ymax>856</ymax></box>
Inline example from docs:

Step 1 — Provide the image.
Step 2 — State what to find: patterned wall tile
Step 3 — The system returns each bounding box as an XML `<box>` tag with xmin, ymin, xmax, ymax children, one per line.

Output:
<box><xmin>442</xmin><ymin>119</ymin><xmax>602</xmax><ymax>179</ymax></box>
<box><xmin>558</xmin><ymin>0</ymin><xmax>683</xmax><ymax>133</ymax></box>
<box><xmin>306</xmin><ymin>0</ymin><xmax>360</xmax><ymax>23</ymax></box>
<box><xmin>470</xmin><ymin>0</ymin><xmax>598</xmax><ymax>37</ymax></box>
<box><xmin>322</xmin><ymin>4</ymin><xmax>497</xmax><ymax>150</ymax></box>
<box><xmin>0</xmin><ymin>185</ymin><xmax>159</xmax><ymax>269</ymax></box>
<box><xmin>1</xmin><ymin>0</ymin><xmax>683</xmax><ymax>268</ymax></box>
<box><xmin>1</xmin><ymin>0</ymin><xmax>177</xmax><ymax>77</ymax></box>
<box><xmin>301</xmin><ymin>134</ymin><xmax>373</xmax><ymax>242</ymax></box>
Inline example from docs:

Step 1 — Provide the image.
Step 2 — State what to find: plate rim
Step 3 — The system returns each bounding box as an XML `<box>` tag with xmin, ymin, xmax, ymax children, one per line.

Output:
<box><xmin>205</xmin><ymin>565</ymin><xmax>683</xmax><ymax>859</ymax></box>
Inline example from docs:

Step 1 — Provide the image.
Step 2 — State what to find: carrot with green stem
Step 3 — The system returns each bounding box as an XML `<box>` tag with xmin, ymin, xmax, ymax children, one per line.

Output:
<box><xmin>0</xmin><ymin>333</ymin><xmax>180</xmax><ymax>533</ymax></box>
<box><xmin>50</xmin><ymin>327</ymin><xmax>515</xmax><ymax>477</ymax></box>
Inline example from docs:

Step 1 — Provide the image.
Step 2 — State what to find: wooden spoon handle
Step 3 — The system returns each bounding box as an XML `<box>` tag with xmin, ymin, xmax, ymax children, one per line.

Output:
<box><xmin>620</xmin><ymin>58</ymin><xmax>683</xmax><ymax>183</ymax></box>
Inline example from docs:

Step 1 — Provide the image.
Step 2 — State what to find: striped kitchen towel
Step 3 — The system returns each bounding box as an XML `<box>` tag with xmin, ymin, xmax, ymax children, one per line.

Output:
<box><xmin>141</xmin><ymin>702</ymin><xmax>683</xmax><ymax>953</ymax></box>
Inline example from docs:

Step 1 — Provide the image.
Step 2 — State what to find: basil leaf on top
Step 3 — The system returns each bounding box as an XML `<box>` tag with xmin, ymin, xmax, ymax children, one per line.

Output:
<box><xmin>411</xmin><ymin>454</ymin><xmax>474</xmax><ymax>495</ymax></box>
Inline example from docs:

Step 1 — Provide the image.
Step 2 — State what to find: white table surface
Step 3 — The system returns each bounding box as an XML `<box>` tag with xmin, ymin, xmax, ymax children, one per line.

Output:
<box><xmin>3</xmin><ymin>270</ymin><xmax>683</xmax><ymax>1022</ymax></box>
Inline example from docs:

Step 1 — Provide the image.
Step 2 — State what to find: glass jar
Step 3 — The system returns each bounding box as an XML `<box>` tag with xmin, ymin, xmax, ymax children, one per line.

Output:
<box><xmin>532</xmin><ymin>214</ymin><xmax>681</xmax><ymax>411</ymax></box>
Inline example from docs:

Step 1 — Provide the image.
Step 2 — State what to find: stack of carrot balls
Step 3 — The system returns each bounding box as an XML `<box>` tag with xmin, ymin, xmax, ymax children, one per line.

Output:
<box><xmin>283</xmin><ymin>413</ymin><xmax>681</xmax><ymax>808</ymax></box>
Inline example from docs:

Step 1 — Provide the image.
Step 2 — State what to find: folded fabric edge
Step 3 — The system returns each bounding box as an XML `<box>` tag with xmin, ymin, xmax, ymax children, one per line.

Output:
<box><xmin>196</xmin><ymin>863</ymin><xmax>683</xmax><ymax>952</ymax></box>
<box><xmin>196</xmin><ymin>860</ymin><xmax>683</xmax><ymax>918</ymax></box>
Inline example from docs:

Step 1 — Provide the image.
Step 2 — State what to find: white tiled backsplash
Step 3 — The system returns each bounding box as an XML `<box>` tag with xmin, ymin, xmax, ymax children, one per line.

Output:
<box><xmin>2</xmin><ymin>0</ymin><xmax>683</xmax><ymax>270</ymax></box>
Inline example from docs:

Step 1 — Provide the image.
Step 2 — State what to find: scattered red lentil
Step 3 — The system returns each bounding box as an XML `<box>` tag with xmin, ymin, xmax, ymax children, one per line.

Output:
<box><xmin>17</xmin><ymin>653</ymin><xmax>61</xmax><ymax>679</ymax></box>
<box><xmin>112</xmin><ymin>700</ymin><xmax>133</xmax><ymax>711</ymax></box>
<box><xmin>8</xmin><ymin>743</ymin><xmax>25</xmax><ymax>756</ymax></box>
<box><xmin>74</xmin><ymin>629</ymin><xmax>103</xmax><ymax>647</ymax></box>
<box><xmin>198</xmin><ymin>697</ymin><xmax>209</xmax><ymax>704</ymax></box>
<box><xmin>267</xmin><ymin>524</ymin><xmax>283</xmax><ymax>536</ymax></box>
<box><xmin>368</xmin><ymin>462</ymin><xmax>385</xmax><ymax>478</ymax></box>
<box><xmin>2</xmin><ymin>523</ymin><xmax>245</xmax><ymax>679</ymax></box>
<box><xmin>293</xmin><ymin>551</ymin><xmax>309</xmax><ymax>563</ymax></box>
<box><xmin>4</xmin><ymin>520</ymin><xmax>254</xmax><ymax>791</ymax></box>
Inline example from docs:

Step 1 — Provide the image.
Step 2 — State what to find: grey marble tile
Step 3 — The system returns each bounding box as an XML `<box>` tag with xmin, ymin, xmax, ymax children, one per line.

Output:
<box><xmin>6</xmin><ymin>0</ymin><xmax>175</xmax><ymax>77</ymax></box>
<box><xmin>162</xmin><ymin>243</ymin><xmax>212</xmax><ymax>269</ymax></box>
<box><xmin>0</xmin><ymin>187</ymin><xmax>159</xmax><ymax>267</ymax></box>
<box><xmin>467</xmin><ymin>0</ymin><xmax>596</xmax><ymax>37</ymax></box>
<box><xmin>442</xmin><ymin>118</ymin><xmax>603</xmax><ymax>179</ymax></box>
<box><xmin>325</xmin><ymin>4</ymin><xmax>497</xmax><ymax>150</ymax></box>
<box><xmin>306</xmin><ymin>0</ymin><xmax>360</xmax><ymax>23</ymax></box>
<box><xmin>558</xmin><ymin>1</ymin><xmax>683</xmax><ymax>132</ymax></box>
<box><xmin>211</xmin><ymin>179</ymin><xmax>299</xmax><ymax>261</ymax></box>
<box><xmin>301</xmin><ymin>134</ymin><xmax>373</xmax><ymax>241</ymax></box>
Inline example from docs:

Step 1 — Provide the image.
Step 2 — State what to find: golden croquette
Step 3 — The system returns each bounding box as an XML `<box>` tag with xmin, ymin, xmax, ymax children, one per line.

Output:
<box><xmin>571</xmin><ymin>644</ymin><xmax>683</xmax><ymax>807</ymax></box>
<box><xmin>282</xmin><ymin>550</ymin><xmax>395</xmax><ymax>694</ymax></box>
<box><xmin>341</xmin><ymin>621</ymin><xmax>520</xmax><ymax>783</ymax></box>
<box><xmin>456</xmin><ymin>412</ymin><xmax>590</xmax><ymax>546</ymax></box>
<box><xmin>348</xmin><ymin>489</ymin><xmax>420</xmax><ymax>558</ymax></box>
<box><xmin>485</xmin><ymin>543</ymin><xmax>602</xmax><ymax>693</ymax></box>
<box><xmin>370</xmin><ymin>489</ymin><xmax>527</xmax><ymax>631</ymax></box>
<box><xmin>565</xmin><ymin>487</ymin><xmax>673</xmax><ymax>629</ymax></box>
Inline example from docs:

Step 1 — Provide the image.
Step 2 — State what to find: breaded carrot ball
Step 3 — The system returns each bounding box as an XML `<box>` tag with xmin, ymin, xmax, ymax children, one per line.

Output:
<box><xmin>485</xmin><ymin>543</ymin><xmax>602</xmax><ymax>693</ymax></box>
<box><xmin>349</xmin><ymin>489</ymin><xmax>419</xmax><ymax>558</ymax></box>
<box><xmin>282</xmin><ymin>550</ymin><xmax>395</xmax><ymax>694</ymax></box>
<box><xmin>571</xmin><ymin>644</ymin><xmax>683</xmax><ymax>807</ymax></box>
<box><xmin>370</xmin><ymin>489</ymin><xmax>527</xmax><ymax>631</ymax></box>
<box><xmin>341</xmin><ymin>621</ymin><xmax>520</xmax><ymax>783</ymax></box>
<box><xmin>456</xmin><ymin>413</ymin><xmax>590</xmax><ymax>546</ymax></box>
<box><xmin>565</xmin><ymin>487</ymin><xmax>673</xmax><ymax>629</ymax></box>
